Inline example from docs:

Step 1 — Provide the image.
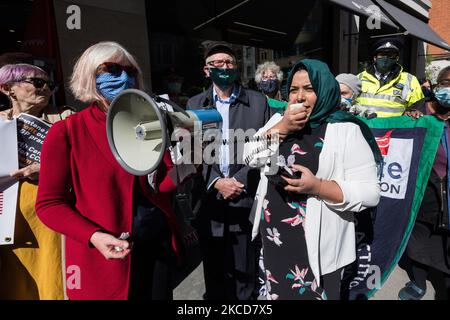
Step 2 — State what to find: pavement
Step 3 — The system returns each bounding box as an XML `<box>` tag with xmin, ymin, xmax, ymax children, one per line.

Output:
<box><xmin>173</xmin><ymin>263</ymin><xmax>436</xmax><ymax>300</ymax></box>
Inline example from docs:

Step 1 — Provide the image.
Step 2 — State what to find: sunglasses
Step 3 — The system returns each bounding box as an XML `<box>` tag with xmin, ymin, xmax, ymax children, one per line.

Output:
<box><xmin>98</xmin><ymin>62</ymin><xmax>138</xmax><ymax>76</ymax></box>
<box><xmin>19</xmin><ymin>77</ymin><xmax>56</xmax><ymax>91</ymax></box>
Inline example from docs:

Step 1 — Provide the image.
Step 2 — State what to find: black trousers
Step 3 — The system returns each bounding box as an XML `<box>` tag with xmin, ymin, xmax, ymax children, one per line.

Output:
<box><xmin>128</xmin><ymin>194</ymin><xmax>174</xmax><ymax>300</ymax></box>
<box><xmin>321</xmin><ymin>268</ymin><xmax>344</xmax><ymax>300</ymax></box>
<box><xmin>404</xmin><ymin>257</ymin><xmax>450</xmax><ymax>300</ymax></box>
<box><xmin>195</xmin><ymin>205</ymin><xmax>260</xmax><ymax>300</ymax></box>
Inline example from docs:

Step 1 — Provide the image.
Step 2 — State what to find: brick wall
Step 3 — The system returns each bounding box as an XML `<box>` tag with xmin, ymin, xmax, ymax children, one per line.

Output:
<box><xmin>428</xmin><ymin>0</ymin><xmax>450</xmax><ymax>55</ymax></box>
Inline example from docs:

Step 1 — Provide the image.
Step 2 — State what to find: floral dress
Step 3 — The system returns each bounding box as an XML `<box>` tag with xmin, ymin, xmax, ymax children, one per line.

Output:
<box><xmin>260</xmin><ymin>123</ymin><xmax>327</xmax><ymax>300</ymax></box>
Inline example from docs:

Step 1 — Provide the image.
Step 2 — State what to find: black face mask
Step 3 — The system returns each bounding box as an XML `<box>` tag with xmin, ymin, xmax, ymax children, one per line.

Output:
<box><xmin>209</xmin><ymin>67</ymin><xmax>238</xmax><ymax>90</ymax></box>
<box><xmin>422</xmin><ymin>87</ymin><xmax>433</xmax><ymax>99</ymax></box>
<box><xmin>375</xmin><ymin>57</ymin><xmax>397</xmax><ymax>73</ymax></box>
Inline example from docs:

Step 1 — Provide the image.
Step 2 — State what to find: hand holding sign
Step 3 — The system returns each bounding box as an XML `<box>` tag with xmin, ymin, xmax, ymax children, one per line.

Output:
<box><xmin>10</xmin><ymin>162</ymin><xmax>40</xmax><ymax>181</ymax></box>
<box><xmin>16</xmin><ymin>113</ymin><xmax>51</xmax><ymax>169</ymax></box>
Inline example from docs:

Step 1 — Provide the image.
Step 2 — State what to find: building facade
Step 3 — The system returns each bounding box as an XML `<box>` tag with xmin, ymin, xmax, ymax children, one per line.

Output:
<box><xmin>426</xmin><ymin>0</ymin><xmax>450</xmax><ymax>82</ymax></box>
<box><xmin>0</xmin><ymin>0</ymin><xmax>447</xmax><ymax>108</ymax></box>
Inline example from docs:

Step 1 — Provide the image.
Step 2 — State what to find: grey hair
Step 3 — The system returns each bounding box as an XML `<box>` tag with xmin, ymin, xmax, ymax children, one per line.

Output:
<box><xmin>254</xmin><ymin>61</ymin><xmax>283</xmax><ymax>84</ymax></box>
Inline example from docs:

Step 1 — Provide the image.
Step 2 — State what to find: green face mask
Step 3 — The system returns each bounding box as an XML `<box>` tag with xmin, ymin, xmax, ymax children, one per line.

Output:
<box><xmin>209</xmin><ymin>67</ymin><xmax>238</xmax><ymax>89</ymax></box>
<box><xmin>375</xmin><ymin>57</ymin><xmax>397</xmax><ymax>73</ymax></box>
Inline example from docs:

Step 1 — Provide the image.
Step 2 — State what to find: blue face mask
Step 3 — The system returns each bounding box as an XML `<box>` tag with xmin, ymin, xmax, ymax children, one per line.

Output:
<box><xmin>258</xmin><ymin>79</ymin><xmax>279</xmax><ymax>94</ymax></box>
<box><xmin>340</xmin><ymin>96</ymin><xmax>353</xmax><ymax>110</ymax></box>
<box><xmin>96</xmin><ymin>71</ymin><xmax>136</xmax><ymax>102</ymax></box>
<box><xmin>434</xmin><ymin>87</ymin><xmax>450</xmax><ymax>108</ymax></box>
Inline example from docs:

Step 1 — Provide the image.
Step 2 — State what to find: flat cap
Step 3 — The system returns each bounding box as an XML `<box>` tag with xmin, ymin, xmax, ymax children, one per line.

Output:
<box><xmin>203</xmin><ymin>41</ymin><xmax>236</xmax><ymax>59</ymax></box>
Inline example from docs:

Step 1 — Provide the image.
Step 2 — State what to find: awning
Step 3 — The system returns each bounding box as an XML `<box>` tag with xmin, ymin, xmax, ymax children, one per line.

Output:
<box><xmin>375</xmin><ymin>0</ymin><xmax>450</xmax><ymax>51</ymax></box>
<box><xmin>170</xmin><ymin>0</ymin><xmax>319</xmax><ymax>49</ymax></box>
<box><xmin>328</xmin><ymin>0</ymin><xmax>398</xmax><ymax>29</ymax></box>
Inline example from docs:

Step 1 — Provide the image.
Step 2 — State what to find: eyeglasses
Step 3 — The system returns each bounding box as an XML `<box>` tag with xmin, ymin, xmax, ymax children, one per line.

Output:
<box><xmin>97</xmin><ymin>62</ymin><xmax>138</xmax><ymax>76</ymax></box>
<box><xmin>206</xmin><ymin>59</ymin><xmax>236</xmax><ymax>68</ymax></box>
<box><xmin>261</xmin><ymin>74</ymin><xmax>278</xmax><ymax>81</ymax></box>
<box><xmin>19</xmin><ymin>77</ymin><xmax>56</xmax><ymax>91</ymax></box>
<box><xmin>438</xmin><ymin>79</ymin><xmax>450</xmax><ymax>87</ymax></box>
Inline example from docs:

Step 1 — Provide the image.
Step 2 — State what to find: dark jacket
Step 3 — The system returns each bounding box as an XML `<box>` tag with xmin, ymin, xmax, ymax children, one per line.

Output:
<box><xmin>186</xmin><ymin>84</ymin><xmax>271</xmax><ymax>209</ymax></box>
<box><xmin>414</xmin><ymin>102</ymin><xmax>449</xmax><ymax>231</ymax></box>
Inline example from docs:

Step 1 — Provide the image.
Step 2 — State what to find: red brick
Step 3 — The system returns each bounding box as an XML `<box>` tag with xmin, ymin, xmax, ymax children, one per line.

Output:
<box><xmin>428</xmin><ymin>0</ymin><xmax>450</xmax><ymax>55</ymax></box>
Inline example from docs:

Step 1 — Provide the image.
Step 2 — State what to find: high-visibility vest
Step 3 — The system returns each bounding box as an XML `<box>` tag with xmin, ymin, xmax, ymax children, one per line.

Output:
<box><xmin>356</xmin><ymin>67</ymin><xmax>424</xmax><ymax>118</ymax></box>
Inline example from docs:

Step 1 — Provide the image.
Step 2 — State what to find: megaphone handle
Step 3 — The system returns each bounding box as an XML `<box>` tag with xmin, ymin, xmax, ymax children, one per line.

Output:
<box><xmin>152</xmin><ymin>94</ymin><xmax>189</xmax><ymax>117</ymax></box>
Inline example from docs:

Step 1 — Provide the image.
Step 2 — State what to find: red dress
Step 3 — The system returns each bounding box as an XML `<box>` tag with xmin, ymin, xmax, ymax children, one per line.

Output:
<box><xmin>35</xmin><ymin>103</ymin><xmax>182</xmax><ymax>300</ymax></box>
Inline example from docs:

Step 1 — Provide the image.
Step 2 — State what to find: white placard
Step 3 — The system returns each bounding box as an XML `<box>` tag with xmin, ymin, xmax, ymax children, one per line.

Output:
<box><xmin>380</xmin><ymin>138</ymin><xmax>413</xmax><ymax>200</ymax></box>
<box><xmin>0</xmin><ymin>118</ymin><xmax>19</xmax><ymax>245</ymax></box>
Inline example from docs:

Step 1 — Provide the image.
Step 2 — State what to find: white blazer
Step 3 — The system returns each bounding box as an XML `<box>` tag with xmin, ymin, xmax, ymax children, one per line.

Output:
<box><xmin>245</xmin><ymin>115</ymin><xmax>380</xmax><ymax>285</ymax></box>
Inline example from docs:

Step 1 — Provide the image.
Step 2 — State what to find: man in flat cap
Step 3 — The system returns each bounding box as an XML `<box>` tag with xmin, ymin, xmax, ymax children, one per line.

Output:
<box><xmin>356</xmin><ymin>38</ymin><xmax>424</xmax><ymax>117</ymax></box>
<box><xmin>187</xmin><ymin>41</ymin><xmax>271</xmax><ymax>300</ymax></box>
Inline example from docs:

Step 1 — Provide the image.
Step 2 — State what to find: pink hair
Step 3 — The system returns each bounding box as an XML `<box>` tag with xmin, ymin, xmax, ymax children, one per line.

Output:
<box><xmin>0</xmin><ymin>63</ymin><xmax>48</xmax><ymax>85</ymax></box>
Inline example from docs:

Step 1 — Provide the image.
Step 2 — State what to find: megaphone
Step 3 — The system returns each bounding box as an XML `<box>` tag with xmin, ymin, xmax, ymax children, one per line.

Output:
<box><xmin>106</xmin><ymin>89</ymin><xmax>222</xmax><ymax>176</ymax></box>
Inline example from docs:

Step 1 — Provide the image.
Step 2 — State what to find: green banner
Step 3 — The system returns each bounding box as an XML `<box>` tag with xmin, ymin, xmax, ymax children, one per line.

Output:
<box><xmin>346</xmin><ymin>115</ymin><xmax>443</xmax><ymax>299</ymax></box>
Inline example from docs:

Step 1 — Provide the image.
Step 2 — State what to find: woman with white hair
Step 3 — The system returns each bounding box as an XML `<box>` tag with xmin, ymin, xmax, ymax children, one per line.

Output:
<box><xmin>255</xmin><ymin>61</ymin><xmax>287</xmax><ymax>112</ymax></box>
<box><xmin>36</xmin><ymin>42</ymin><xmax>182</xmax><ymax>300</ymax></box>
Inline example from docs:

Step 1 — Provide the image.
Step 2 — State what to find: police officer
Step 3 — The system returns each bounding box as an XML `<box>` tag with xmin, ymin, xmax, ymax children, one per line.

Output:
<box><xmin>356</xmin><ymin>38</ymin><xmax>424</xmax><ymax>117</ymax></box>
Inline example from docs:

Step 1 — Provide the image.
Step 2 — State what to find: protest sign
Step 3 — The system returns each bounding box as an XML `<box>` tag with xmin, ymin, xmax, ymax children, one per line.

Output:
<box><xmin>345</xmin><ymin>116</ymin><xmax>443</xmax><ymax>300</ymax></box>
<box><xmin>0</xmin><ymin>118</ymin><xmax>19</xmax><ymax>245</ymax></box>
<box><xmin>16</xmin><ymin>113</ymin><xmax>51</xmax><ymax>168</ymax></box>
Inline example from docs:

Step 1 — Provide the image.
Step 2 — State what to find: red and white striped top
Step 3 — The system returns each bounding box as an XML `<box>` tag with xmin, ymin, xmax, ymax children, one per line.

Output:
<box><xmin>0</xmin><ymin>192</ymin><xmax>3</xmax><ymax>215</ymax></box>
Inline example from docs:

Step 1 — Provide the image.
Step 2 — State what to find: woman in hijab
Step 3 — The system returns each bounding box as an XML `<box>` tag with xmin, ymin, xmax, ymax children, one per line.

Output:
<box><xmin>244</xmin><ymin>59</ymin><xmax>381</xmax><ymax>300</ymax></box>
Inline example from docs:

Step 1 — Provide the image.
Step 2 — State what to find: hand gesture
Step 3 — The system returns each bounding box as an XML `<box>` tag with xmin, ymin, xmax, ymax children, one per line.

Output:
<box><xmin>214</xmin><ymin>178</ymin><xmax>244</xmax><ymax>200</ymax></box>
<box><xmin>89</xmin><ymin>231</ymin><xmax>131</xmax><ymax>260</ymax></box>
<box><xmin>10</xmin><ymin>162</ymin><xmax>40</xmax><ymax>181</ymax></box>
<box><xmin>403</xmin><ymin>109</ymin><xmax>423</xmax><ymax>120</ymax></box>
<box><xmin>282</xmin><ymin>164</ymin><xmax>321</xmax><ymax>195</ymax></box>
<box><xmin>280</xmin><ymin>104</ymin><xmax>309</xmax><ymax>133</ymax></box>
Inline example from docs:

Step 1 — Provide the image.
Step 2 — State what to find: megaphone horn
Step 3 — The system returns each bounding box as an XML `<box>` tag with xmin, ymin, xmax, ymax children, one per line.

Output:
<box><xmin>107</xmin><ymin>89</ymin><xmax>167</xmax><ymax>176</ymax></box>
<box><xmin>106</xmin><ymin>89</ymin><xmax>222</xmax><ymax>176</ymax></box>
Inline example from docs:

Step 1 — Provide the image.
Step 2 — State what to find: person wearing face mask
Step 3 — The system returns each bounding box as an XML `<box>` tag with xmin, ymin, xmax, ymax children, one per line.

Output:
<box><xmin>162</xmin><ymin>66</ymin><xmax>185</xmax><ymax>107</ymax></box>
<box><xmin>336</xmin><ymin>73</ymin><xmax>376</xmax><ymax>119</ymax></box>
<box><xmin>186</xmin><ymin>41</ymin><xmax>271</xmax><ymax>300</ymax></box>
<box><xmin>420</xmin><ymin>78</ymin><xmax>434</xmax><ymax>101</ymax></box>
<box><xmin>356</xmin><ymin>38</ymin><xmax>424</xmax><ymax>118</ymax></box>
<box><xmin>336</xmin><ymin>73</ymin><xmax>360</xmax><ymax>109</ymax></box>
<box><xmin>0</xmin><ymin>63</ymin><xmax>73</xmax><ymax>300</ymax></box>
<box><xmin>35</xmin><ymin>42</ymin><xmax>184</xmax><ymax>300</ymax></box>
<box><xmin>243</xmin><ymin>59</ymin><xmax>381</xmax><ymax>300</ymax></box>
<box><xmin>255</xmin><ymin>61</ymin><xmax>287</xmax><ymax>113</ymax></box>
<box><xmin>398</xmin><ymin>66</ymin><xmax>450</xmax><ymax>300</ymax></box>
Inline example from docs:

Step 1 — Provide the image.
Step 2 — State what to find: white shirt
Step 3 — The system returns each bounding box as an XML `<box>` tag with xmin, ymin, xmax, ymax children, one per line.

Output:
<box><xmin>212</xmin><ymin>85</ymin><xmax>238</xmax><ymax>178</ymax></box>
<box><xmin>244</xmin><ymin>115</ymin><xmax>380</xmax><ymax>285</ymax></box>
